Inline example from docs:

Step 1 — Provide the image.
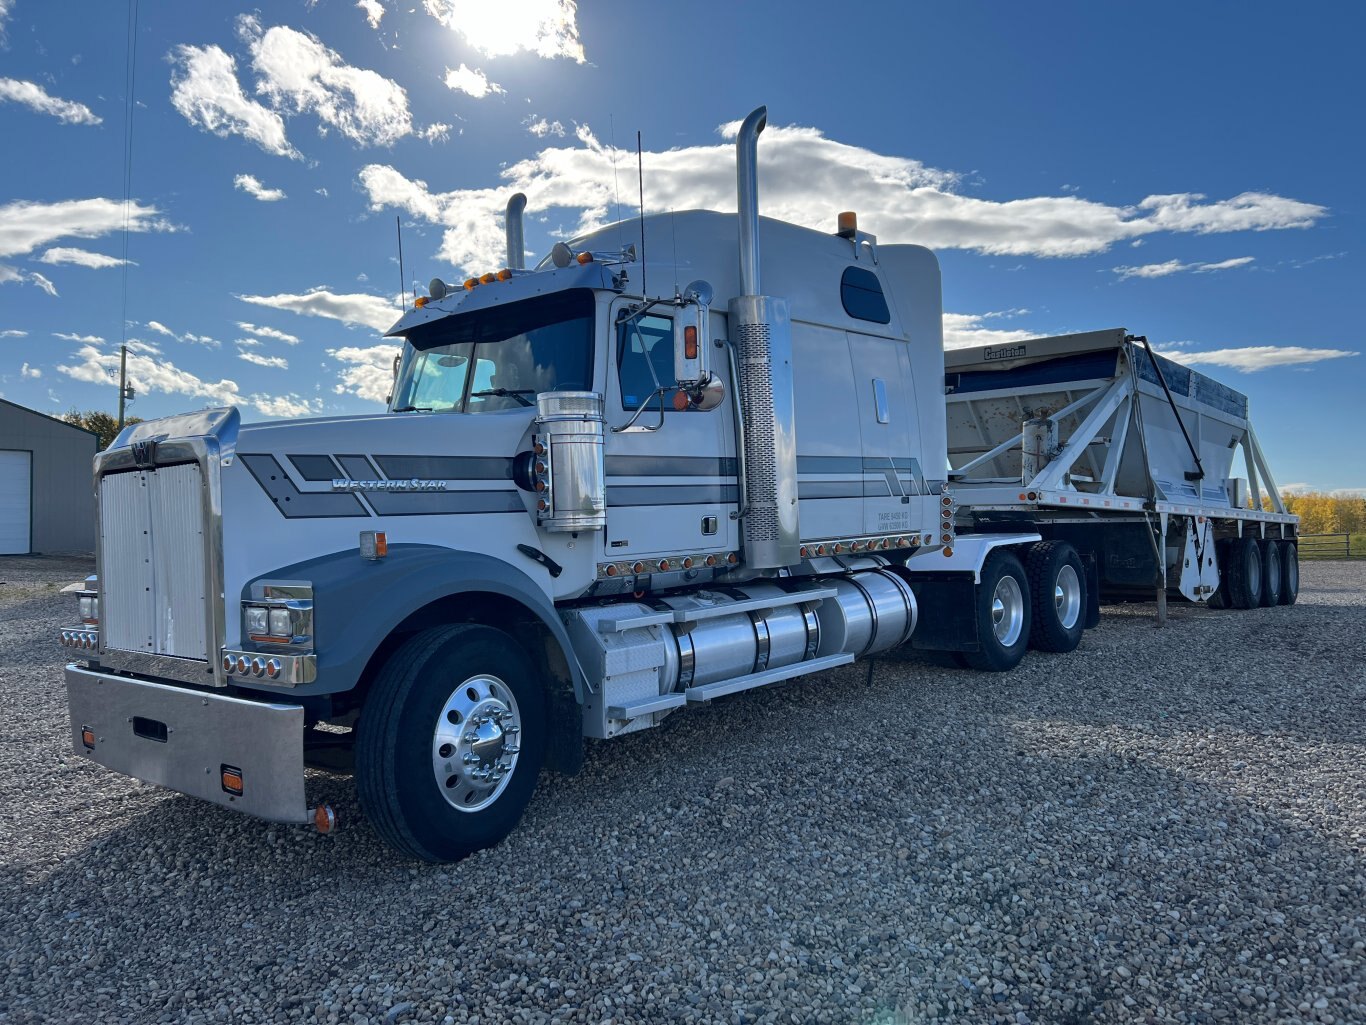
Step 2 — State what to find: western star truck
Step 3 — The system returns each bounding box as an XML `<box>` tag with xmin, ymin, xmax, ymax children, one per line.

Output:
<box><xmin>60</xmin><ymin>107</ymin><xmax>1299</xmax><ymax>861</ymax></box>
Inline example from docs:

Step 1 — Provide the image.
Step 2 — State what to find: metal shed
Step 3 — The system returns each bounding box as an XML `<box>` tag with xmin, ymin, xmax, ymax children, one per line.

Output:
<box><xmin>0</xmin><ymin>399</ymin><xmax>98</xmax><ymax>555</ymax></box>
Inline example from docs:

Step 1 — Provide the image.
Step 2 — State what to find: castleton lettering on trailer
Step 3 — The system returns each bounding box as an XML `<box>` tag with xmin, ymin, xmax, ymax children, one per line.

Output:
<box><xmin>983</xmin><ymin>344</ymin><xmax>1026</xmax><ymax>361</ymax></box>
<box><xmin>331</xmin><ymin>478</ymin><xmax>449</xmax><ymax>492</ymax></box>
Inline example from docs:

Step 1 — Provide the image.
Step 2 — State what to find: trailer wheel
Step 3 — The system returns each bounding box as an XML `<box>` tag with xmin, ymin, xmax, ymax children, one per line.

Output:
<box><xmin>1278</xmin><ymin>541</ymin><xmax>1299</xmax><ymax>605</ymax></box>
<box><xmin>1225</xmin><ymin>537</ymin><xmax>1263</xmax><ymax>610</ymax></box>
<box><xmin>960</xmin><ymin>551</ymin><xmax>1031</xmax><ymax>672</ymax></box>
<box><xmin>356</xmin><ymin>624</ymin><xmax>546</xmax><ymax>862</ymax></box>
<box><xmin>1025</xmin><ymin>541</ymin><xmax>1087</xmax><ymax>653</ymax></box>
<box><xmin>1259</xmin><ymin>539</ymin><xmax>1283</xmax><ymax>607</ymax></box>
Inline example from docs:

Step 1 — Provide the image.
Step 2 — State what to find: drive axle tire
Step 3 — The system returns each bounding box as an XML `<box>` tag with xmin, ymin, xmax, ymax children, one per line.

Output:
<box><xmin>1278</xmin><ymin>541</ymin><xmax>1299</xmax><ymax>605</ymax></box>
<box><xmin>960</xmin><ymin>550</ymin><xmax>1031</xmax><ymax>672</ymax></box>
<box><xmin>356</xmin><ymin>624</ymin><xmax>546</xmax><ymax>862</ymax></box>
<box><xmin>1260</xmin><ymin>539</ymin><xmax>1283</xmax><ymax>607</ymax></box>
<box><xmin>1226</xmin><ymin>537</ymin><xmax>1263</xmax><ymax>610</ymax></box>
<box><xmin>1026</xmin><ymin>541</ymin><xmax>1087</xmax><ymax>653</ymax></box>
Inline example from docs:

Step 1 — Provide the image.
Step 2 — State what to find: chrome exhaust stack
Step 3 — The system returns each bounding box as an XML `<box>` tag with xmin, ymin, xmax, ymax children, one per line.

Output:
<box><xmin>505</xmin><ymin>192</ymin><xmax>527</xmax><ymax>270</ymax></box>
<box><xmin>729</xmin><ymin>106</ymin><xmax>800</xmax><ymax>569</ymax></box>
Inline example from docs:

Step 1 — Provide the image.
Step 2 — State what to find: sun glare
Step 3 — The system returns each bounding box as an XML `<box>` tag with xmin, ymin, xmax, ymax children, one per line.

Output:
<box><xmin>427</xmin><ymin>0</ymin><xmax>585</xmax><ymax>62</ymax></box>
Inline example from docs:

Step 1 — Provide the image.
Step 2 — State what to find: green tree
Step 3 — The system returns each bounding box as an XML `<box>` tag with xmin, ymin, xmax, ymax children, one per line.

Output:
<box><xmin>62</xmin><ymin>409</ymin><xmax>143</xmax><ymax>450</ymax></box>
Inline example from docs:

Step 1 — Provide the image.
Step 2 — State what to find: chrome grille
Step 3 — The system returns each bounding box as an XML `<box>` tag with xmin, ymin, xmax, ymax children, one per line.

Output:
<box><xmin>100</xmin><ymin>463</ymin><xmax>209</xmax><ymax>660</ymax></box>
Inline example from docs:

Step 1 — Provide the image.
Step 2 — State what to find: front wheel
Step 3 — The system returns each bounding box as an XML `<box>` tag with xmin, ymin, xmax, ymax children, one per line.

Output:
<box><xmin>960</xmin><ymin>550</ymin><xmax>1031</xmax><ymax>672</ymax></box>
<box><xmin>356</xmin><ymin>624</ymin><xmax>547</xmax><ymax>862</ymax></box>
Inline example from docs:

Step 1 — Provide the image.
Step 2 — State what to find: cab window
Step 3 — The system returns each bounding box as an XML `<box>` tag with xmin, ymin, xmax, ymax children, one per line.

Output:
<box><xmin>840</xmin><ymin>266</ymin><xmax>891</xmax><ymax>324</ymax></box>
<box><xmin>617</xmin><ymin>313</ymin><xmax>678</xmax><ymax>411</ymax></box>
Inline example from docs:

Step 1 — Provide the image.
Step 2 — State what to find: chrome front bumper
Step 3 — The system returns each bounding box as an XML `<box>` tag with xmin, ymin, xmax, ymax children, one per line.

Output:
<box><xmin>65</xmin><ymin>664</ymin><xmax>310</xmax><ymax>824</ymax></box>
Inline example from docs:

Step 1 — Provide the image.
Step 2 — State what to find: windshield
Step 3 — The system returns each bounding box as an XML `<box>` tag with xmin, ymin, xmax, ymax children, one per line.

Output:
<box><xmin>392</xmin><ymin>289</ymin><xmax>595</xmax><ymax>413</ymax></box>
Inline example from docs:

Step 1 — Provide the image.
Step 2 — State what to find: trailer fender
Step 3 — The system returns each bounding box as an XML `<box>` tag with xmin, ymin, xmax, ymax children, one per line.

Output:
<box><xmin>234</xmin><ymin>544</ymin><xmax>588</xmax><ymax>703</ymax></box>
<box><xmin>904</xmin><ymin>532</ymin><xmax>1042</xmax><ymax>582</ymax></box>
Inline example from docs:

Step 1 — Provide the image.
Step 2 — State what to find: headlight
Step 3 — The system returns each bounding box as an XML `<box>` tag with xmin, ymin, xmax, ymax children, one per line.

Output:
<box><xmin>246</xmin><ymin>606</ymin><xmax>269</xmax><ymax>636</ymax></box>
<box><xmin>268</xmin><ymin>608</ymin><xmax>292</xmax><ymax>638</ymax></box>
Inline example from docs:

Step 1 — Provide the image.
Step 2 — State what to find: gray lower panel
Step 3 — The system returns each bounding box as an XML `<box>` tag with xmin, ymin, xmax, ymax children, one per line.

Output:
<box><xmin>65</xmin><ymin>665</ymin><xmax>309</xmax><ymax>824</ymax></box>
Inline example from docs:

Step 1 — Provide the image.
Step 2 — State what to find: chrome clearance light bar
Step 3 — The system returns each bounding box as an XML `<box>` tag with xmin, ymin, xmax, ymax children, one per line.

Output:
<box><xmin>220</xmin><ymin>648</ymin><xmax>316</xmax><ymax>686</ymax></box>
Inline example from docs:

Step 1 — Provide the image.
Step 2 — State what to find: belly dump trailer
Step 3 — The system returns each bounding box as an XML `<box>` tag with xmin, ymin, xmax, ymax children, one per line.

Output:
<box><xmin>58</xmin><ymin>107</ymin><xmax>1299</xmax><ymax>861</ymax></box>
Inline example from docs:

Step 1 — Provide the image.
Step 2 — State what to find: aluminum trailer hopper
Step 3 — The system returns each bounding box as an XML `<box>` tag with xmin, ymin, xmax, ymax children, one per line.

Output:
<box><xmin>943</xmin><ymin>328</ymin><xmax>1299</xmax><ymax>616</ymax></box>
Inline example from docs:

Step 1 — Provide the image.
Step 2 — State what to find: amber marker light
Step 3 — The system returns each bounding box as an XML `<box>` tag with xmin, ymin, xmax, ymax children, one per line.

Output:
<box><xmin>81</xmin><ymin>726</ymin><xmax>95</xmax><ymax>750</ymax></box>
<box><xmin>837</xmin><ymin>211</ymin><xmax>858</xmax><ymax>238</ymax></box>
<box><xmin>464</xmin><ymin>277</ymin><xmax>479</xmax><ymax>290</ymax></box>
<box><xmin>576</xmin><ymin>251</ymin><xmax>594</xmax><ymax>264</ymax></box>
<box><xmin>414</xmin><ymin>296</ymin><xmax>429</xmax><ymax>308</ymax></box>
<box><xmin>496</xmin><ymin>268</ymin><xmax>513</xmax><ymax>281</ymax></box>
<box><xmin>221</xmin><ymin>766</ymin><xmax>244</xmax><ymax>796</ymax></box>
<box><xmin>684</xmin><ymin>325</ymin><xmax>698</xmax><ymax>360</ymax></box>
<box><xmin>314</xmin><ymin>805</ymin><xmax>337</xmax><ymax>834</ymax></box>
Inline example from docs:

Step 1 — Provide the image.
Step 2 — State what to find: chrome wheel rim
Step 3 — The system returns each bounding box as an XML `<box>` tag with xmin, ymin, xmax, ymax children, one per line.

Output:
<box><xmin>1053</xmin><ymin>564</ymin><xmax>1082</xmax><ymax>630</ymax></box>
<box><xmin>990</xmin><ymin>575</ymin><xmax>1025</xmax><ymax>647</ymax></box>
<box><xmin>431</xmin><ymin>674</ymin><xmax>521</xmax><ymax>813</ymax></box>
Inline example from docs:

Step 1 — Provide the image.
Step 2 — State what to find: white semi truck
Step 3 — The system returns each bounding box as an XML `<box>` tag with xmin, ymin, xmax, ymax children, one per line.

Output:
<box><xmin>60</xmin><ymin>107</ymin><xmax>1299</xmax><ymax>861</ymax></box>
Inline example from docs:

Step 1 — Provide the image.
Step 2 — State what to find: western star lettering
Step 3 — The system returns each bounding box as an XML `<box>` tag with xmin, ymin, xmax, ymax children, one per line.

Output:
<box><xmin>331</xmin><ymin>479</ymin><xmax>449</xmax><ymax>492</ymax></box>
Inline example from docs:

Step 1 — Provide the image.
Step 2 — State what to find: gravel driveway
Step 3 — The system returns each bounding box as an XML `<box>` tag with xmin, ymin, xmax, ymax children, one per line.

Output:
<box><xmin>2</xmin><ymin>556</ymin><xmax>1363</xmax><ymax>1025</ymax></box>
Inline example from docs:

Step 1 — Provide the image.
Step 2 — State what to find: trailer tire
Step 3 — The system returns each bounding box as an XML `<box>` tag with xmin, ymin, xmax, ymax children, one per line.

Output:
<box><xmin>1226</xmin><ymin>537</ymin><xmax>1263</xmax><ymax>610</ymax></box>
<box><xmin>1278</xmin><ymin>541</ymin><xmax>1299</xmax><ymax>606</ymax></box>
<box><xmin>355</xmin><ymin>624</ymin><xmax>546</xmax><ymax>863</ymax></box>
<box><xmin>1207</xmin><ymin>540</ymin><xmax>1230</xmax><ymax>609</ymax></box>
<box><xmin>1259</xmin><ymin>539</ymin><xmax>1283</xmax><ymax>607</ymax></box>
<box><xmin>1025</xmin><ymin>541</ymin><xmax>1087</xmax><ymax>653</ymax></box>
<box><xmin>960</xmin><ymin>550</ymin><xmax>1031</xmax><ymax>672</ymax></box>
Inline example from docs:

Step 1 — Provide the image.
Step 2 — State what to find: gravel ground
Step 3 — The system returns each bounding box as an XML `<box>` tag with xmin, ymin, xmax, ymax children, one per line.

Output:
<box><xmin>2</xmin><ymin>556</ymin><xmax>1364</xmax><ymax>1025</ymax></box>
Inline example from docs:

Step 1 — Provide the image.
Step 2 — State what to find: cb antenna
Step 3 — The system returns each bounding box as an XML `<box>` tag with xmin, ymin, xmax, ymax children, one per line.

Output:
<box><xmin>395</xmin><ymin>215</ymin><xmax>406</xmax><ymax>311</ymax></box>
<box><xmin>636</xmin><ymin>130</ymin><xmax>647</xmax><ymax>297</ymax></box>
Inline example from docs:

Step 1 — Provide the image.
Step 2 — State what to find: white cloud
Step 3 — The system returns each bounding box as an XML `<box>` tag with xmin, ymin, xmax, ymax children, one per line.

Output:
<box><xmin>248</xmin><ymin>392</ymin><xmax>320</xmax><ymax>418</ymax></box>
<box><xmin>942</xmin><ymin>312</ymin><xmax>1038</xmax><ymax>350</ymax></box>
<box><xmin>2</xmin><ymin>265</ymin><xmax>58</xmax><ymax>296</ymax></box>
<box><xmin>20</xmin><ymin>362</ymin><xmax>41</xmax><ymax>378</ymax></box>
<box><xmin>236</xmin><ymin>321</ymin><xmax>300</xmax><ymax>344</ymax></box>
<box><xmin>1113</xmin><ymin>256</ymin><xmax>1254</xmax><ymax>279</ymax></box>
<box><xmin>357</xmin><ymin>0</ymin><xmax>384</xmax><ymax>30</ymax></box>
<box><xmin>238</xmin><ymin>287</ymin><xmax>400</xmax><ymax>331</ymax></box>
<box><xmin>238</xmin><ymin>351</ymin><xmax>289</xmax><ymax>369</ymax></box>
<box><xmin>0</xmin><ymin>196</ymin><xmax>167</xmax><ymax>259</ymax></box>
<box><xmin>423</xmin><ymin>0</ymin><xmax>584</xmax><ymax>61</ymax></box>
<box><xmin>443</xmin><ymin>64</ymin><xmax>503</xmax><ymax>99</ymax></box>
<box><xmin>418</xmin><ymin>122</ymin><xmax>452</xmax><ymax>143</ymax></box>
<box><xmin>0</xmin><ymin>77</ymin><xmax>102</xmax><ymax>125</ymax></box>
<box><xmin>57</xmin><ymin>344</ymin><xmax>242</xmax><ymax>405</ymax></box>
<box><xmin>525</xmin><ymin>115</ymin><xmax>564</xmax><ymax>138</ymax></box>
<box><xmin>236</xmin><ymin>337</ymin><xmax>262</xmax><ymax>348</ymax></box>
<box><xmin>329</xmin><ymin>343</ymin><xmax>399</xmax><ymax>402</ymax></box>
<box><xmin>241</xmin><ymin>17</ymin><xmax>416</xmax><ymax>147</ymax></box>
<box><xmin>53</xmin><ymin>331</ymin><xmax>104</xmax><ymax>343</ymax></box>
<box><xmin>1157</xmin><ymin>345</ymin><xmax>1358</xmax><ymax>373</ymax></box>
<box><xmin>37</xmin><ymin>246</ymin><xmax>132</xmax><ymax>268</ymax></box>
<box><xmin>126</xmin><ymin>340</ymin><xmax>161</xmax><ymax>355</ymax></box>
<box><xmin>169</xmin><ymin>44</ymin><xmax>301</xmax><ymax>159</ymax></box>
<box><xmin>143</xmin><ymin>321</ymin><xmax>222</xmax><ymax>348</ymax></box>
<box><xmin>356</xmin><ymin>122</ymin><xmax>1326</xmax><ymax>275</ymax></box>
<box><xmin>233</xmin><ymin>173</ymin><xmax>287</xmax><ymax>202</ymax></box>
<box><xmin>1</xmin><ymin>329</ymin><xmax>28</xmax><ymax>338</ymax></box>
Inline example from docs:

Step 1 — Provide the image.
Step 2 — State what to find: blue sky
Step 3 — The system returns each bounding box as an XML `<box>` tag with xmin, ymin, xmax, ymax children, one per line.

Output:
<box><xmin>0</xmin><ymin>1</ymin><xmax>1360</xmax><ymax>491</ymax></box>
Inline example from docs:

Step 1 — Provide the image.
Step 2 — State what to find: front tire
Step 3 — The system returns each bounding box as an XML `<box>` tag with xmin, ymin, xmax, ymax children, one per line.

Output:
<box><xmin>356</xmin><ymin>624</ymin><xmax>547</xmax><ymax>862</ymax></box>
<box><xmin>1026</xmin><ymin>541</ymin><xmax>1087</xmax><ymax>653</ymax></box>
<box><xmin>960</xmin><ymin>550</ymin><xmax>1031</xmax><ymax>672</ymax></box>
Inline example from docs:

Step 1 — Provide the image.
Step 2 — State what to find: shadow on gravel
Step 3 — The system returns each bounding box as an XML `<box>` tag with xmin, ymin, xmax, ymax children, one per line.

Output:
<box><xmin>10</xmin><ymin>642</ymin><xmax>1364</xmax><ymax>1025</ymax></box>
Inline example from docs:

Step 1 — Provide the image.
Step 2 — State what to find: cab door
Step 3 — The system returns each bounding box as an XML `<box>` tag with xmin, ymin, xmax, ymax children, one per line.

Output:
<box><xmin>601</xmin><ymin>298</ymin><xmax>738</xmax><ymax>566</ymax></box>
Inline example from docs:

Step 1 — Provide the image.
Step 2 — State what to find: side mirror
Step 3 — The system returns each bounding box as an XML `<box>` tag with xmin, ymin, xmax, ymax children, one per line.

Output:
<box><xmin>674</xmin><ymin>280</ymin><xmax>713</xmax><ymax>387</ymax></box>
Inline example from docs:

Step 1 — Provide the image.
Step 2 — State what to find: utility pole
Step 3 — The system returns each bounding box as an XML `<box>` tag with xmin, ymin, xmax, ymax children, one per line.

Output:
<box><xmin>117</xmin><ymin>344</ymin><xmax>128</xmax><ymax>428</ymax></box>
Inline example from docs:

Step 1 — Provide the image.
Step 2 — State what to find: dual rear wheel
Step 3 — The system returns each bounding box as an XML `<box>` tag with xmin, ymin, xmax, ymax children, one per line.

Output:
<box><xmin>958</xmin><ymin>540</ymin><xmax>1088</xmax><ymax>672</ymax></box>
<box><xmin>1215</xmin><ymin>537</ymin><xmax>1298</xmax><ymax>609</ymax></box>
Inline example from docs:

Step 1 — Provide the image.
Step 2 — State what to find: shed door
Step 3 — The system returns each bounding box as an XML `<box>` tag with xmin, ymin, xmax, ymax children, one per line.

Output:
<box><xmin>0</xmin><ymin>450</ymin><xmax>32</xmax><ymax>555</ymax></box>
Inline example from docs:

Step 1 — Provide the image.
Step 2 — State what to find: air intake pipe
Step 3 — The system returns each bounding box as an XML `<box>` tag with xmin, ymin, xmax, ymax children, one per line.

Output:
<box><xmin>506</xmin><ymin>192</ymin><xmax>527</xmax><ymax>270</ymax></box>
<box><xmin>729</xmin><ymin>106</ymin><xmax>800</xmax><ymax>568</ymax></box>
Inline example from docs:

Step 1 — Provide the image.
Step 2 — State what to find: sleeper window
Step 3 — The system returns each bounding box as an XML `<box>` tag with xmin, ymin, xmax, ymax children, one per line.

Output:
<box><xmin>840</xmin><ymin>266</ymin><xmax>891</xmax><ymax>324</ymax></box>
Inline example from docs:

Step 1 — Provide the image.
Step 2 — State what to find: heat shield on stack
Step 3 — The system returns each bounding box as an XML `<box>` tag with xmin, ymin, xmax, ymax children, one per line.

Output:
<box><xmin>729</xmin><ymin>294</ymin><xmax>799</xmax><ymax>568</ymax></box>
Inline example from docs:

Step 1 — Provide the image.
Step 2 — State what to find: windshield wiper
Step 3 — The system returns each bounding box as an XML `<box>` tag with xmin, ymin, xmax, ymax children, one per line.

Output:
<box><xmin>391</xmin><ymin>405</ymin><xmax>433</xmax><ymax>412</ymax></box>
<box><xmin>469</xmin><ymin>388</ymin><xmax>535</xmax><ymax>407</ymax></box>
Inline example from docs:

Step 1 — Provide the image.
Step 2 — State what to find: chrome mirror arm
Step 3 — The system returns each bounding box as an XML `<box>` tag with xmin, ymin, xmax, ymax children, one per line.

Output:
<box><xmin>610</xmin><ymin>388</ymin><xmax>667</xmax><ymax>433</ymax></box>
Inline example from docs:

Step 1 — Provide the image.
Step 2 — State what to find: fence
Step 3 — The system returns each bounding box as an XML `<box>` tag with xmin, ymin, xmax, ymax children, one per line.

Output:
<box><xmin>1298</xmin><ymin>533</ymin><xmax>1362</xmax><ymax>559</ymax></box>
